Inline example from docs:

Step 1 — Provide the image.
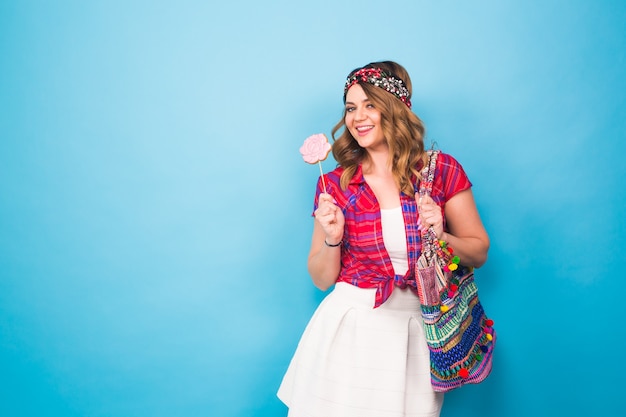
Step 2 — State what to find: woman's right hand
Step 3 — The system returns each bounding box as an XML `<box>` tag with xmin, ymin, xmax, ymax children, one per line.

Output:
<box><xmin>314</xmin><ymin>193</ymin><xmax>345</xmax><ymax>245</ymax></box>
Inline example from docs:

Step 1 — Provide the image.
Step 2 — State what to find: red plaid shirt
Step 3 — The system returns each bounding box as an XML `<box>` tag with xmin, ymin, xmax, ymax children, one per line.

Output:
<box><xmin>313</xmin><ymin>152</ymin><xmax>472</xmax><ymax>308</ymax></box>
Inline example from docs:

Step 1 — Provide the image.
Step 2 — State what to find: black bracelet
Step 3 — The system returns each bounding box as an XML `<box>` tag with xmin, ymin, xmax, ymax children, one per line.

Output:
<box><xmin>324</xmin><ymin>239</ymin><xmax>342</xmax><ymax>247</ymax></box>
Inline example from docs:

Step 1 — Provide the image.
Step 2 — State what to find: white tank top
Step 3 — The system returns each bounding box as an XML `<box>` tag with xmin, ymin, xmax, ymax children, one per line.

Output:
<box><xmin>380</xmin><ymin>206</ymin><xmax>409</xmax><ymax>276</ymax></box>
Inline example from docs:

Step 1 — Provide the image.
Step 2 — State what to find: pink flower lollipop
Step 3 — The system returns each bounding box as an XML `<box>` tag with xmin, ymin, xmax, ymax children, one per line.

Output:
<box><xmin>300</xmin><ymin>133</ymin><xmax>331</xmax><ymax>164</ymax></box>
<box><xmin>300</xmin><ymin>133</ymin><xmax>331</xmax><ymax>193</ymax></box>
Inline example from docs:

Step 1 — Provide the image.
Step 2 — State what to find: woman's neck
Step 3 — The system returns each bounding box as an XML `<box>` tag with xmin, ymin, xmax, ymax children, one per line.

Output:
<box><xmin>362</xmin><ymin>150</ymin><xmax>400</xmax><ymax>208</ymax></box>
<box><xmin>362</xmin><ymin>149</ymin><xmax>391</xmax><ymax>176</ymax></box>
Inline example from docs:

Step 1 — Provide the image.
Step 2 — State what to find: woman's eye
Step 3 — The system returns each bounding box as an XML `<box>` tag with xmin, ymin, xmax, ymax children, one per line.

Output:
<box><xmin>366</xmin><ymin>103</ymin><xmax>375</xmax><ymax>109</ymax></box>
<box><xmin>345</xmin><ymin>107</ymin><xmax>356</xmax><ymax>112</ymax></box>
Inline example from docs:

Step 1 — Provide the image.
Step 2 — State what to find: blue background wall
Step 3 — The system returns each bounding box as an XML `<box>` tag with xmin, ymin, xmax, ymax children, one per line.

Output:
<box><xmin>1</xmin><ymin>1</ymin><xmax>625</xmax><ymax>416</ymax></box>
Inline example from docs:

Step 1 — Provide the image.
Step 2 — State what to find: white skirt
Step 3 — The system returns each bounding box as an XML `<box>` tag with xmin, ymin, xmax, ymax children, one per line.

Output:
<box><xmin>277</xmin><ymin>282</ymin><xmax>443</xmax><ymax>417</ymax></box>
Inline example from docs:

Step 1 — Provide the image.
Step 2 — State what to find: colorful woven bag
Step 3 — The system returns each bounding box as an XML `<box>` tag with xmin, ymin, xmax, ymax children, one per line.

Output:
<box><xmin>415</xmin><ymin>150</ymin><xmax>496</xmax><ymax>393</ymax></box>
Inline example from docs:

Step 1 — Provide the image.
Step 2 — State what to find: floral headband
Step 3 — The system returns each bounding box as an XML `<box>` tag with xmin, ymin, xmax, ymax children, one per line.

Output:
<box><xmin>343</xmin><ymin>67</ymin><xmax>412</xmax><ymax>108</ymax></box>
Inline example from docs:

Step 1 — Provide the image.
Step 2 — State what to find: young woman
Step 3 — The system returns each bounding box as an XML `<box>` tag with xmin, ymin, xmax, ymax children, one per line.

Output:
<box><xmin>278</xmin><ymin>61</ymin><xmax>490</xmax><ymax>417</ymax></box>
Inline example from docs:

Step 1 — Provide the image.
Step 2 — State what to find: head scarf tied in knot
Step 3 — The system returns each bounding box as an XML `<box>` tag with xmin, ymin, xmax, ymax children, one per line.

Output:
<box><xmin>344</xmin><ymin>67</ymin><xmax>412</xmax><ymax>109</ymax></box>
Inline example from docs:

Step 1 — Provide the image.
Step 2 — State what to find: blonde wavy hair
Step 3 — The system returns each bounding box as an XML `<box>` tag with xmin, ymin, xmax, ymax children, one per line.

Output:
<box><xmin>331</xmin><ymin>61</ymin><xmax>427</xmax><ymax>197</ymax></box>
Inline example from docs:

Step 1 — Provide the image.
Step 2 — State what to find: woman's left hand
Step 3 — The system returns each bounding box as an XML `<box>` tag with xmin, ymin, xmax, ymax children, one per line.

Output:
<box><xmin>417</xmin><ymin>194</ymin><xmax>444</xmax><ymax>238</ymax></box>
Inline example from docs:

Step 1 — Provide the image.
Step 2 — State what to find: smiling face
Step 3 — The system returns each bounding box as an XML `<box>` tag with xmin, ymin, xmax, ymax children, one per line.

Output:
<box><xmin>344</xmin><ymin>84</ymin><xmax>386</xmax><ymax>152</ymax></box>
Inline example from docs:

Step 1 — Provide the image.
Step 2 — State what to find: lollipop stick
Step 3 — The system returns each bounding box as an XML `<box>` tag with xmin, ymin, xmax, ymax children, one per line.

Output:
<box><xmin>318</xmin><ymin>161</ymin><xmax>327</xmax><ymax>194</ymax></box>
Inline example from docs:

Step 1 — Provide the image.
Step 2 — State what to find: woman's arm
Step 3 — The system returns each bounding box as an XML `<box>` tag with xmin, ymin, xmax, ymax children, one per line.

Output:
<box><xmin>307</xmin><ymin>193</ymin><xmax>344</xmax><ymax>290</ymax></box>
<box><xmin>419</xmin><ymin>189</ymin><xmax>489</xmax><ymax>268</ymax></box>
<box><xmin>440</xmin><ymin>189</ymin><xmax>490</xmax><ymax>267</ymax></box>
<box><xmin>307</xmin><ymin>221</ymin><xmax>342</xmax><ymax>290</ymax></box>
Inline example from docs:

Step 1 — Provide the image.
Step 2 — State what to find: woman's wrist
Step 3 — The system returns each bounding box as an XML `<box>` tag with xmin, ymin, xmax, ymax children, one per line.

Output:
<box><xmin>324</xmin><ymin>238</ymin><xmax>343</xmax><ymax>247</ymax></box>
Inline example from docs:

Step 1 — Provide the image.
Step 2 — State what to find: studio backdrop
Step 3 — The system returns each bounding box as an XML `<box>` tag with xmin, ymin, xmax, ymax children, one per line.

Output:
<box><xmin>1</xmin><ymin>1</ymin><xmax>625</xmax><ymax>416</ymax></box>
